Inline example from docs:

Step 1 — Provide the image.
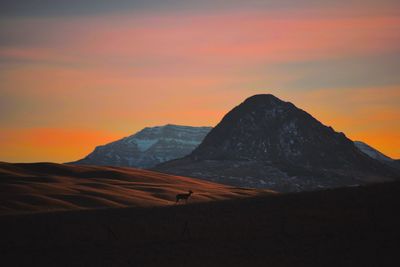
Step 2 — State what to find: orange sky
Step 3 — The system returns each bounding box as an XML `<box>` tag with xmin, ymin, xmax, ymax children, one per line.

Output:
<box><xmin>0</xmin><ymin>1</ymin><xmax>399</xmax><ymax>162</ymax></box>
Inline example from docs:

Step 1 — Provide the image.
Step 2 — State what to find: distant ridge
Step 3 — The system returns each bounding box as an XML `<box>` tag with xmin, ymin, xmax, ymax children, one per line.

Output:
<box><xmin>156</xmin><ymin>94</ymin><xmax>399</xmax><ymax>192</ymax></box>
<box><xmin>68</xmin><ymin>124</ymin><xmax>212</xmax><ymax>168</ymax></box>
<box><xmin>354</xmin><ymin>141</ymin><xmax>393</xmax><ymax>162</ymax></box>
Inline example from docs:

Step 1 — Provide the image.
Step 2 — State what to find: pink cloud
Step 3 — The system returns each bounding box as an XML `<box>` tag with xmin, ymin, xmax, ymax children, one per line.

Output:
<box><xmin>2</xmin><ymin>9</ymin><xmax>399</xmax><ymax>67</ymax></box>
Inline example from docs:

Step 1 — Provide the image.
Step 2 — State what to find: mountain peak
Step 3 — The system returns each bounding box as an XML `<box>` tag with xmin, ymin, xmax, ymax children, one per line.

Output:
<box><xmin>191</xmin><ymin>94</ymin><xmax>321</xmax><ymax>162</ymax></box>
<box><xmin>240</xmin><ymin>94</ymin><xmax>289</xmax><ymax>110</ymax></box>
<box><xmin>163</xmin><ymin>124</ymin><xmax>212</xmax><ymax>129</ymax></box>
<box><xmin>243</xmin><ymin>93</ymin><xmax>284</xmax><ymax>103</ymax></box>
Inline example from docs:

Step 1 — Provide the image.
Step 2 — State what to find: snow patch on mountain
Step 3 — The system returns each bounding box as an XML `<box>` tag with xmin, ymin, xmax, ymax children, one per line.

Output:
<box><xmin>134</xmin><ymin>139</ymin><xmax>158</xmax><ymax>152</ymax></box>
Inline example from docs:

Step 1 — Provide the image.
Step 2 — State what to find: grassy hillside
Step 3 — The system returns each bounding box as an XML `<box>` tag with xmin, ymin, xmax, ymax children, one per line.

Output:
<box><xmin>0</xmin><ymin>162</ymin><xmax>271</xmax><ymax>215</ymax></box>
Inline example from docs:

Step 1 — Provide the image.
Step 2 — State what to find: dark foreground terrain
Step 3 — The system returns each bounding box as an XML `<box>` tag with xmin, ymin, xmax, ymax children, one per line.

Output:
<box><xmin>1</xmin><ymin>181</ymin><xmax>400</xmax><ymax>267</ymax></box>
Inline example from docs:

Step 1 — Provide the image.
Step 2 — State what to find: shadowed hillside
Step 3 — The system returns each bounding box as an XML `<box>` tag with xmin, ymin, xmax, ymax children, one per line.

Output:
<box><xmin>0</xmin><ymin>162</ymin><xmax>270</xmax><ymax>215</ymax></box>
<box><xmin>1</xmin><ymin>181</ymin><xmax>400</xmax><ymax>266</ymax></box>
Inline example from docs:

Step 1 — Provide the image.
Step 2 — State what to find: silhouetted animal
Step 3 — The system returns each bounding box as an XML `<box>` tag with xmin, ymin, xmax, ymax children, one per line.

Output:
<box><xmin>176</xmin><ymin>190</ymin><xmax>193</xmax><ymax>204</ymax></box>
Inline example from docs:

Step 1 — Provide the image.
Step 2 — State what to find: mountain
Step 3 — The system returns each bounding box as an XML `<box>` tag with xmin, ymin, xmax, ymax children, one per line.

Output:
<box><xmin>354</xmin><ymin>141</ymin><xmax>393</xmax><ymax>162</ymax></box>
<box><xmin>69</xmin><ymin>124</ymin><xmax>212</xmax><ymax>168</ymax></box>
<box><xmin>155</xmin><ymin>94</ymin><xmax>399</xmax><ymax>192</ymax></box>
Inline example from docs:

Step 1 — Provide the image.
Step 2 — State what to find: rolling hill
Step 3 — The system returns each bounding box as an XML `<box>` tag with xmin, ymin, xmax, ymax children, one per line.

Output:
<box><xmin>0</xmin><ymin>162</ymin><xmax>271</xmax><ymax>215</ymax></box>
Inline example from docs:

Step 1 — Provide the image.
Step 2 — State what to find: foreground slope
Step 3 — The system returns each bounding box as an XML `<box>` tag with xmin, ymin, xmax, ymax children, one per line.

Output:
<box><xmin>69</xmin><ymin>124</ymin><xmax>212</xmax><ymax>168</ymax></box>
<box><xmin>1</xmin><ymin>181</ymin><xmax>399</xmax><ymax>266</ymax></box>
<box><xmin>156</xmin><ymin>94</ymin><xmax>399</xmax><ymax>192</ymax></box>
<box><xmin>0</xmin><ymin>162</ymin><xmax>269</xmax><ymax>215</ymax></box>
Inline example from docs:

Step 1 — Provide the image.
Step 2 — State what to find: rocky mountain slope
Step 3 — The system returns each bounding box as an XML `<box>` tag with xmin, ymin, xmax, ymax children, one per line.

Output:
<box><xmin>155</xmin><ymin>94</ymin><xmax>399</xmax><ymax>192</ymax></box>
<box><xmin>69</xmin><ymin>125</ymin><xmax>211</xmax><ymax>168</ymax></box>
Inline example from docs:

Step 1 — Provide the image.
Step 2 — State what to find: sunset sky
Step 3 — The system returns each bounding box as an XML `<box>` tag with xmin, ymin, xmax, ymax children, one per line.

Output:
<box><xmin>0</xmin><ymin>0</ymin><xmax>399</xmax><ymax>162</ymax></box>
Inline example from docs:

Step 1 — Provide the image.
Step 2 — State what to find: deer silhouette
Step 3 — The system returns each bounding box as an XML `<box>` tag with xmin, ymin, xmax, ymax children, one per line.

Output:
<box><xmin>175</xmin><ymin>190</ymin><xmax>193</xmax><ymax>204</ymax></box>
